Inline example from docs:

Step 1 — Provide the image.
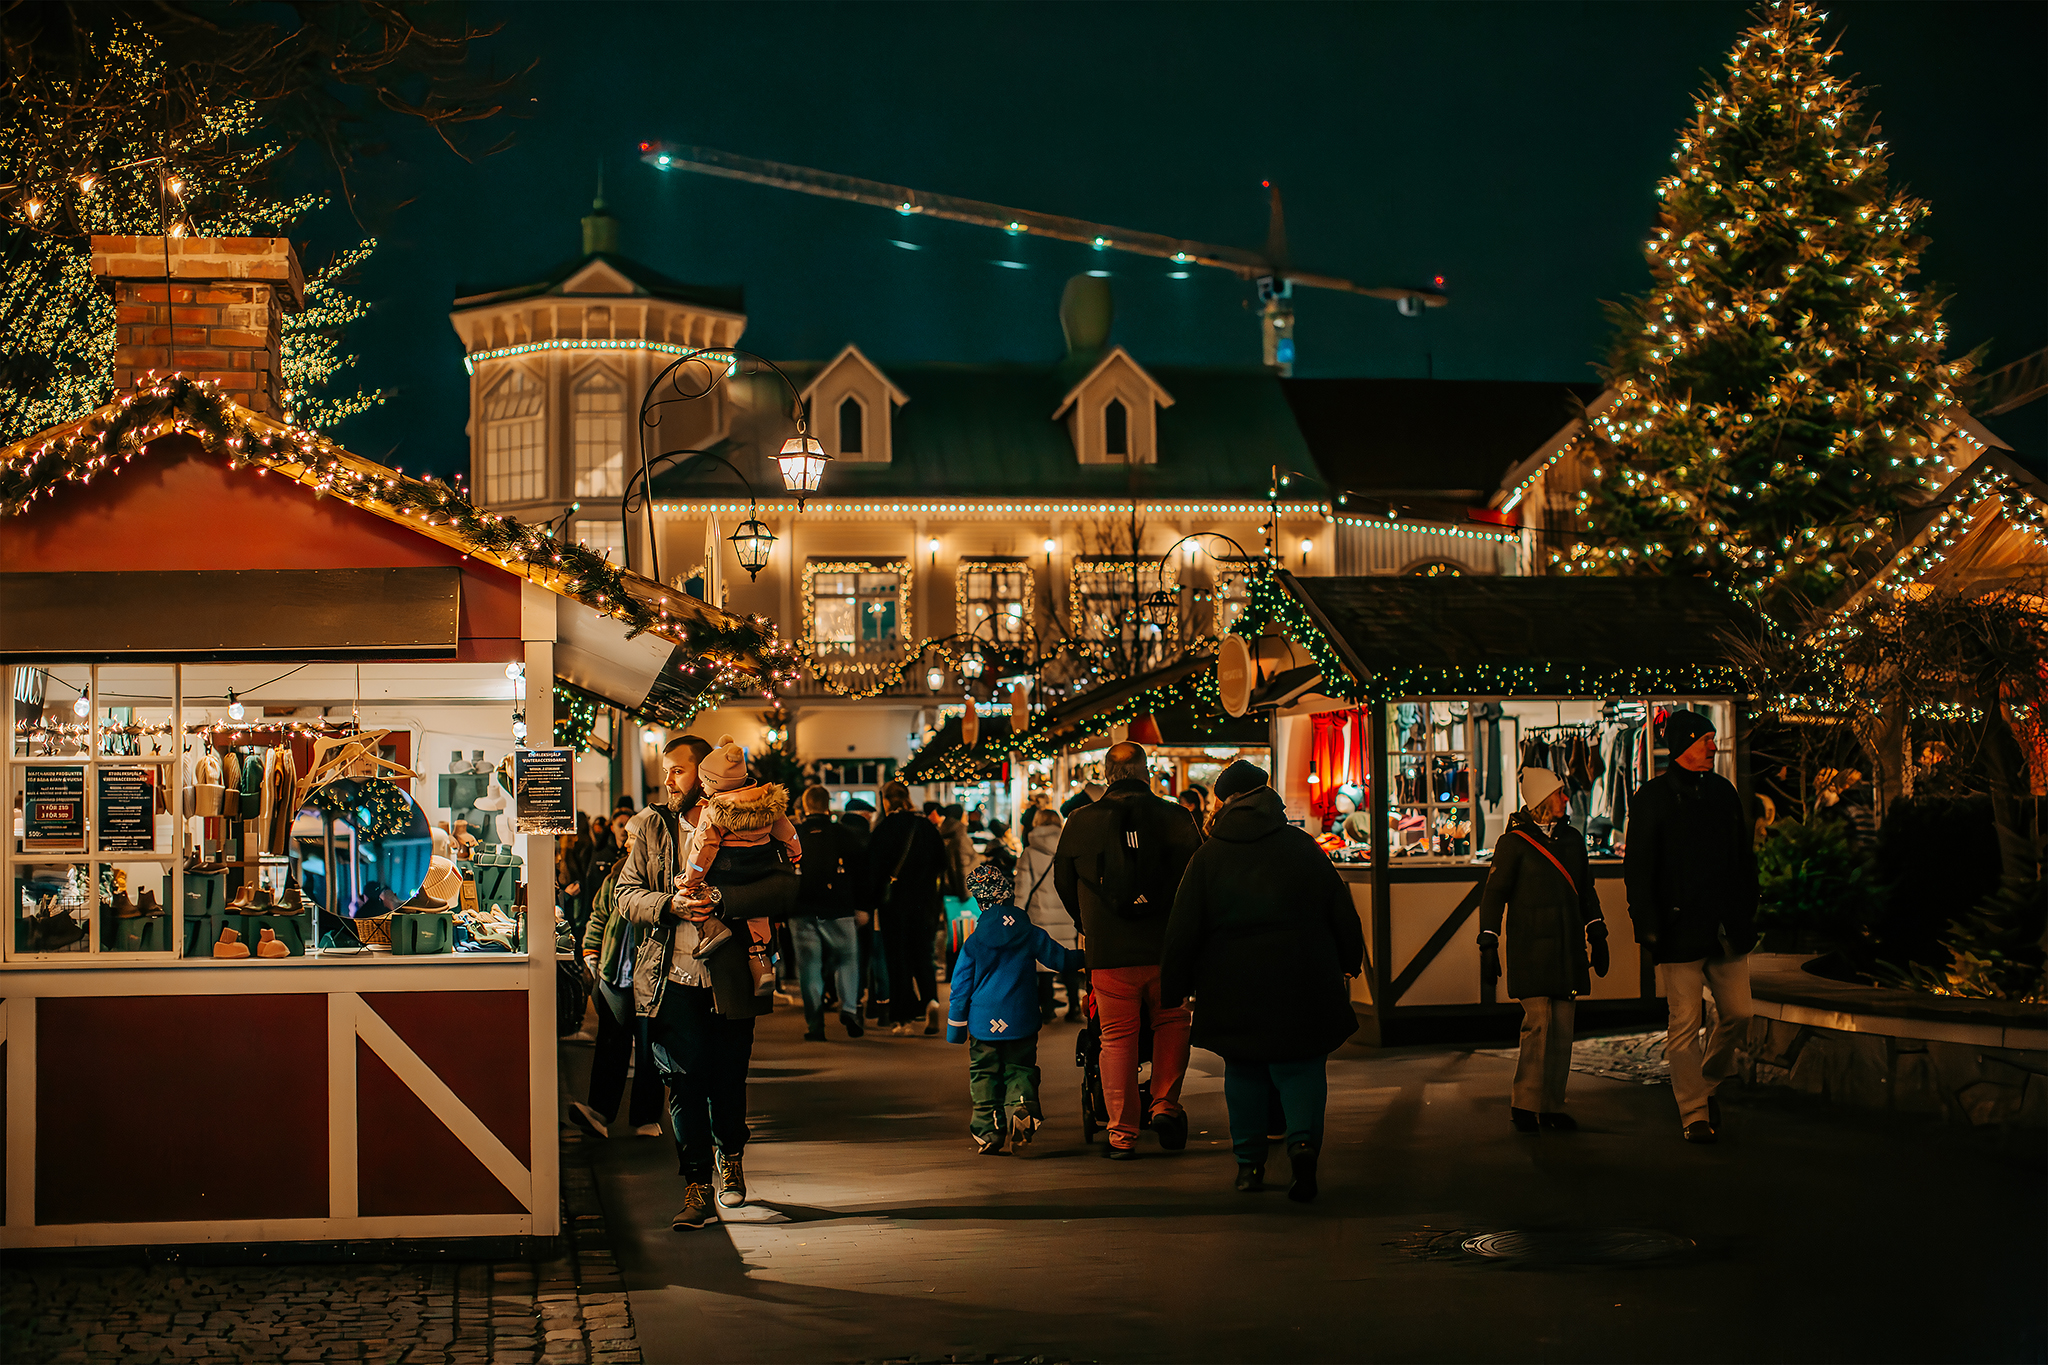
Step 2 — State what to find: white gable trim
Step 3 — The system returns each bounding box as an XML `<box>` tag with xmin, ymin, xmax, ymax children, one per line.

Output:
<box><xmin>801</xmin><ymin>343</ymin><xmax>910</xmax><ymax>407</ymax></box>
<box><xmin>558</xmin><ymin>260</ymin><xmax>639</xmax><ymax>296</ymax></box>
<box><xmin>1052</xmin><ymin>347</ymin><xmax>1175</xmax><ymax>419</ymax></box>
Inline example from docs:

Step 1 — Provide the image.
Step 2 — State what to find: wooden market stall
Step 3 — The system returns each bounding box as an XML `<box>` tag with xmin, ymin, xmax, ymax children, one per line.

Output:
<box><xmin>1238</xmin><ymin>571</ymin><xmax>1756</xmax><ymax>1045</ymax></box>
<box><xmin>0</xmin><ymin>378</ymin><xmax>780</xmax><ymax>1250</ymax></box>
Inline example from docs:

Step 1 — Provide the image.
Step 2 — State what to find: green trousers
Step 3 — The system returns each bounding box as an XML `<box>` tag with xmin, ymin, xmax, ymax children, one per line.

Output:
<box><xmin>967</xmin><ymin>1035</ymin><xmax>1042</xmax><ymax>1139</ymax></box>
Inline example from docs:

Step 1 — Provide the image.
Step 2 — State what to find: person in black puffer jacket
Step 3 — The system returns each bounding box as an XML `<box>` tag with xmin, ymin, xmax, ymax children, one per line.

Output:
<box><xmin>1624</xmin><ymin>710</ymin><xmax>1757</xmax><ymax>1145</ymax></box>
<box><xmin>1477</xmin><ymin>768</ymin><xmax>1607</xmax><ymax>1135</ymax></box>
<box><xmin>792</xmin><ymin>785</ymin><xmax>868</xmax><ymax>1041</ymax></box>
<box><xmin>1162</xmin><ymin>760</ymin><xmax>1364</xmax><ymax>1203</ymax></box>
<box><xmin>865</xmin><ymin>781</ymin><xmax>950</xmax><ymax>1034</ymax></box>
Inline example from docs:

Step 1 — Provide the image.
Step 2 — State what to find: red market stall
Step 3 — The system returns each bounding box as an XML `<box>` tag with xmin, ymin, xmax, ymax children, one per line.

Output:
<box><xmin>0</xmin><ymin>377</ymin><xmax>782</xmax><ymax>1250</ymax></box>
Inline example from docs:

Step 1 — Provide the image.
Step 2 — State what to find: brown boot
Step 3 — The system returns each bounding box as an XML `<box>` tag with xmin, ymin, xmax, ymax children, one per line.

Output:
<box><xmin>137</xmin><ymin>889</ymin><xmax>162</xmax><ymax>916</ymax></box>
<box><xmin>111</xmin><ymin>892</ymin><xmax>138</xmax><ymax>919</ymax></box>
<box><xmin>690</xmin><ymin>917</ymin><xmax>733</xmax><ymax>959</ymax></box>
<box><xmin>213</xmin><ymin>927</ymin><xmax>251</xmax><ymax>959</ymax></box>
<box><xmin>255</xmin><ymin>927</ymin><xmax>289</xmax><ymax>958</ymax></box>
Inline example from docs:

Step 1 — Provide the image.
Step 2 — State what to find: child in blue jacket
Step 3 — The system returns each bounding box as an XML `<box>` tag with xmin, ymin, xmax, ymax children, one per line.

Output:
<box><xmin>947</xmin><ymin>861</ymin><xmax>1086</xmax><ymax>1154</ymax></box>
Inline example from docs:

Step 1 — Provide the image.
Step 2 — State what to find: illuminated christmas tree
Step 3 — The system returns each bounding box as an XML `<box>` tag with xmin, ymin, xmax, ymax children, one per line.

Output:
<box><xmin>0</xmin><ymin>23</ymin><xmax>380</xmax><ymax>441</ymax></box>
<box><xmin>1568</xmin><ymin>2</ymin><xmax>1978</xmax><ymax>610</ymax></box>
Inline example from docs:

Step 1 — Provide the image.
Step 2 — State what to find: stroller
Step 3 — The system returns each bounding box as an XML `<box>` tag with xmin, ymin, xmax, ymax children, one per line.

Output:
<box><xmin>1075</xmin><ymin>984</ymin><xmax>1152</xmax><ymax>1143</ymax></box>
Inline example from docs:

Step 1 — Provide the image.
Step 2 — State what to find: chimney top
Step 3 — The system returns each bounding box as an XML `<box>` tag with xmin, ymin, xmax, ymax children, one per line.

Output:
<box><xmin>582</xmin><ymin>165</ymin><xmax>619</xmax><ymax>255</ymax></box>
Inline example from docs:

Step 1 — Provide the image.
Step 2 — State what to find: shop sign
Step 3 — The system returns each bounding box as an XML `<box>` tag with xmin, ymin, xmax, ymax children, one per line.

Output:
<box><xmin>1218</xmin><ymin>634</ymin><xmax>1252</xmax><ymax>718</ymax></box>
<box><xmin>97</xmin><ymin>766</ymin><xmax>155</xmax><ymax>852</ymax></box>
<box><xmin>513</xmin><ymin>748</ymin><xmax>577</xmax><ymax>836</ymax></box>
<box><xmin>961</xmin><ymin>697</ymin><xmax>979</xmax><ymax>748</ymax></box>
<box><xmin>25</xmin><ymin>765</ymin><xmax>86</xmax><ymax>849</ymax></box>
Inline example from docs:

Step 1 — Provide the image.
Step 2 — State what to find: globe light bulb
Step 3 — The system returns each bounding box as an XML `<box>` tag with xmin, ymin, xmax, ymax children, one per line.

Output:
<box><xmin>505</xmin><ymin>662</ymin><xmax>524</xmax><ymax>680</ymax></box>
<box><xmin>512</xmin><ymin>717</ymin><xmax>528</xmax><ymax>742</ymax></box>
<box><xmin>74</xmin><ymin>694</ymin><xmax>90</xmax><ymax>718</ymax></box>
<box><xmin>226</xmin><ymin>692</ymin><xmax>243</xmax><ymax>721</ymax></box>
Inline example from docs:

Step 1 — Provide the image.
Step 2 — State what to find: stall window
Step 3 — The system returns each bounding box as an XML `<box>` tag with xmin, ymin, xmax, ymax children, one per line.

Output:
<box><xmin>1386</xmin><ymin>699</ymin><xmax>1476</xmax><ymax>862</ymax></box>
<box><xmin>958</xmin><ymin>560</ymin><xmax>1032</xmax><ymax>645</ymax></box>
<box><xmin>483</xmin><ymin>368</ymin><xmax>547</xmax><ymax>505</ymax></box>
<box><xmin>572</xmin><ymin>369</ymin><xmax>627</xmax><ymax>498</ymax></box>
<box><xmin>809</xmin><ymin>565</ymin><xmax>906</xmax><ymax>656</ymax></box>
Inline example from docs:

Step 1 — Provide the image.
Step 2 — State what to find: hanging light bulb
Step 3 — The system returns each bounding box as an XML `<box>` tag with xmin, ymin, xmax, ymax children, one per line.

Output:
<box><xmin>512</xmin><ymin>713</ymin><xmax>528</xmax><ymax>742</ymax></box>
<box><xmin>226</xmin><ymin>690</ymin><xmax>244</xmax><ymax>721</ymax></box>
<box><xmin>73</xmin><ymin>692</ymin><xmax>90</xmax><ymax>718</ymax></box>
<box><xmin>505</xmin><ymin>661</ymin><xmax>524</xmax><ymax>680</ymax></box>
<box><xmin>926</xmin><ymin>665</ymin><xmax>946</xmax><ymax>692</ymax></box>
<box><xmin>960</xmin><ymin>651</ymin><xmax>985</xmax><ymax>680</ymax></box>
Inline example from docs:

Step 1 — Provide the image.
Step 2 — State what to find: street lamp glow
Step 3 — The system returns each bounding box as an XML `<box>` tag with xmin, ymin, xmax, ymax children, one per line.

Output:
<box><xmin>776</xmin><ymin>436</ymin><xmax>831</xmax><ymax>504</ymax></box>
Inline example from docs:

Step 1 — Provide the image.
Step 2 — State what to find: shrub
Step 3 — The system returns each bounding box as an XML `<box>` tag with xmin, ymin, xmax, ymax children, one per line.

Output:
<box><xmin>1756</xmin><ymin>816</ymin><xmax>1878</xmax><ymax>949</ymax></box>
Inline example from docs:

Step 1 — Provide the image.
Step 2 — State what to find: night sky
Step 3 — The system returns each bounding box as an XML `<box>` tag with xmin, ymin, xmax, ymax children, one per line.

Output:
<box><xmin>317</xmin><ymin>1</ymin><xmax>2046</xmax><ymax>477</ymax></box>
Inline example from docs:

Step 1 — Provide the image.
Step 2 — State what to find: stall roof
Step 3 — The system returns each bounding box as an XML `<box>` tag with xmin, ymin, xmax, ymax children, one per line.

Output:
<box><xmin>1280</xmin><ymin>572</ymin><xmax>1756</xmax><ymax>698</ymax></box>
<box><xmin>0</xmin><ymin>376</ymin><xmax>791</xmax><ymax>701</ymax></box>
<box><xmin>898</xmin><ymin>713</ymin><xmax>1019</xmax><ymax>785</ymax></box>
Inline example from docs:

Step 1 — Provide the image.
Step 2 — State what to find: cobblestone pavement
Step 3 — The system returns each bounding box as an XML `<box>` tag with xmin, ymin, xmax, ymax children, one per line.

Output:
<box><xmin>0</xmin><ymin>1091</ymin><xmax>641</xmax><ymax>1365</ymax></box>
<box><xmin>1476</xmin><ymin>1028</ymin><xmax>1675</xmax><ymax>1084</ymax></box>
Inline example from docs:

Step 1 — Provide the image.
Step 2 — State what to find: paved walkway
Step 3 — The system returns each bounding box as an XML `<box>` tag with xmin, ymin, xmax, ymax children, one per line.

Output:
<box><xmin>574</xmin><ymin>1002</ymin><xmax>2046</xmax><ymax>1364</ymax></box>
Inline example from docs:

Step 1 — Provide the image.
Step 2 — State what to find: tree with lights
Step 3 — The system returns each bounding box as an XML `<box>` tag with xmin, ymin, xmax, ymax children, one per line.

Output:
<box><xmin>1569</xmin><ymin>1</ymin><xmax>1978</xmax><ymax>611</ymax></box>
<box><xmin>0</xmin><ymin>6</ymin><xmax>516</xmax><ymax>442</ymax></box>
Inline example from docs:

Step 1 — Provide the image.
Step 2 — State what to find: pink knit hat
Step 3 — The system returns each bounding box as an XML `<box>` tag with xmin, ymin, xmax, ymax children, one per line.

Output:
<box><xmin>696</xmin><ymin>734</ymin><xmax>751</xmax><ymax>795</ymax></box>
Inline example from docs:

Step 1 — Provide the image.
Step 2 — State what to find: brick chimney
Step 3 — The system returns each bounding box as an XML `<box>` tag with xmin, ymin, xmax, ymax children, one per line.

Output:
<box><xmin>91</xmin><ymin>236</ymin><xmax>306</xmax><ymax>419</ymax></box>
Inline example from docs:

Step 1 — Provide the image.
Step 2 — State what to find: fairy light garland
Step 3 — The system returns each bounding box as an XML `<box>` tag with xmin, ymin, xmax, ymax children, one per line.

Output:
<box><xmin>0</xmin><ymin>374</ymin><xmax>798</xmax><ymax>696</ymax></box>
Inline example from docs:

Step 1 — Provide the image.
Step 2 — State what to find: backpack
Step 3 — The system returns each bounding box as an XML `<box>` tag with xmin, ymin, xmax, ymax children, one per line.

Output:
<box><xmin>1083</xmin><ymin>796</ymin><xmax>1174</xmax><ymax>921</ymax></box>
<box><xmin>797</xmin><ymin>820</ymin><xmax>845</xmax><ymax>910</ymax></box>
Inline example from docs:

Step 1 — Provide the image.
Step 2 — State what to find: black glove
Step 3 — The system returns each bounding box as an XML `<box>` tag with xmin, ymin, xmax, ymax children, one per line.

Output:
<box><xmin>1587</xmin><ymin>920</ymin><xmax>1610</xmax><ymax>978</ymax></box>
<box><xmin>1477</xmin><ymin>928</ymin><xmax>1501</xmax><ymax>984</ymax></box>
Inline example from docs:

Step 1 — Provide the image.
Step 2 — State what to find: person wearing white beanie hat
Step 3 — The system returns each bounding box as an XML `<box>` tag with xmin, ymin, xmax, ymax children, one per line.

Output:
<box><xmin>1475</xmin><ymin>766</ymin><xmax>1608</xmax><ymax>1133</ymax></box>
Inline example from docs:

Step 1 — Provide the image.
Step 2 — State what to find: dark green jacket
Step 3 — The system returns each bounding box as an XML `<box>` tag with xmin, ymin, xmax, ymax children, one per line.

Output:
<box><xmin>1479</xmin><ymin>811</ymin><xmax>1604</xmax><ymax>1000</ymax></box>
<box><xmin>1160</xmin><ymin>787</ymin><xmax>1364</xmax><ymax>1061</ymax></box>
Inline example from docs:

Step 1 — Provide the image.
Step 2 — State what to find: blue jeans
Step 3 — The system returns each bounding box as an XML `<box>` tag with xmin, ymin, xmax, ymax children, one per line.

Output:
<box><xmin>791</xmin><ymin>914</ymin><xmax>860</xmax><ymax>1030</ymax></box>
<box><xmin>1222</xmin><ymin>1056</ymin><xmax>1328</xmax><ymax>1167</ymax></box>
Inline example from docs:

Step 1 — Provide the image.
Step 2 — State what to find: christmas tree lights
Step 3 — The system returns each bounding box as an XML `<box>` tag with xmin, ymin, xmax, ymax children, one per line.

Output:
<box><xmin>1572</xmin><ymin>3</ymin><xmax>1977</xmax><ymax>610</ymax></box>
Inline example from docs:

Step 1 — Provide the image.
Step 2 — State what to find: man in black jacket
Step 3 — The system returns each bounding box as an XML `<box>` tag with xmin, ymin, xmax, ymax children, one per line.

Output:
<box><xmin>1055</xmin><ymin>743</ymin><xmax>1201</xmax><ymax>1157</ymax></box>
<box><xmin>867</xmin><ymin>781</ymin><xmax>950</xmax><ymax>1034</ymax></box>
<box><xmin>793</xmin><ymin>785</ymin><xmax>867</xmax><ymax>1041</ymax></box>
<box><xmin>1624</xmin><ymin>711</ymin><xmax>1757</xmax><ymax>1144</ymax></box>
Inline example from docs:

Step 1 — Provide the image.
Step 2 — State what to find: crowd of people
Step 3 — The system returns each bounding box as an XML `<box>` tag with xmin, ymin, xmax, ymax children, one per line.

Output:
<box><xmin>556</xmin><ymin>711</ymin><xmax>1758</xmax><ymax>1230</ymax></box>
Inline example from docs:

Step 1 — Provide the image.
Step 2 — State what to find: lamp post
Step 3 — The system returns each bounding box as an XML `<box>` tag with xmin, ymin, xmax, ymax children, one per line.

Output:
<box><xmin>621</xmin><ymin>448</ymin><xmax>778</xmax><ymax>582</ymax></box>
<box><xmin>635</xmin><ymin>347</ymin><xmax>831</xmax><ymax>584</ymax></box>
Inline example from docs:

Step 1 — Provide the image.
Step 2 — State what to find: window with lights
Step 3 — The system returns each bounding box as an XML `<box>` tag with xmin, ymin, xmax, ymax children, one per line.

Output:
<box><xmin>482</xmin><ymin>368</ymin><xmax>546</xmax><ymax>505</ymax></box>
<box><xmin>957</xmin><ymin>559</ymin><xmax>1032</xmax><ymax>645</ymax></box>
<box><xmin>573</xmin><ymin>519</ymin><xmax>627</xmax><ymax>565</ymax></box>
<box><xmin>1071</xmin><ymin>557</ymin><xmax>1172</xmax><ymax>670</ymax></box>
<box><xmin>1207</xmin><ymin>558</ymin><xmax>1258</xmax><ymax>636</ymax></box>
<box><xmin>806</xmin><ymin>562</ymin><xmax>908</xmax><ymax>657</ymax></box>
<box><xmin>571</xmin><ymin>369</ymin><xmax>626</xmax><ymax>498</ymax></box>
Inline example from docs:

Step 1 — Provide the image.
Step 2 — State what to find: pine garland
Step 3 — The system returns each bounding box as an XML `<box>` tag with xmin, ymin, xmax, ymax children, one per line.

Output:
<box><xmin>0</xmin><ymin>374</ymin><xmax>795</xmax><ymax>688</ymax></box>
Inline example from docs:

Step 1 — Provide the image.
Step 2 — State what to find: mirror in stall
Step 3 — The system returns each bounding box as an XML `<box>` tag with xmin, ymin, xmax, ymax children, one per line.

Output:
<box><xmin>297</xmin><ymin>778</ymin><xmax>434</xmax><ymax>948</ymax></box>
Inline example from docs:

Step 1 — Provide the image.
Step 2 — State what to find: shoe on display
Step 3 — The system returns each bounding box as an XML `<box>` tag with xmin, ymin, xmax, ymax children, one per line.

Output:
<box><xmin>213</xmin><ymin>927</ymin><xmax>251</xmax><ymax>959</ymax></box>
<box><xmin>714</xmin><ymin>1152</ymin><xmax>746</xmax><ymax>1208</ymax></box>
<box><xmin>1539</xmin><ymin>1111</ymin><xmax>1578</xmax><ymax>1131</ymax></box>
<box><xmin>634</xmin><ymin>1123</ymin><xmax>663</xmax><ymax>1138</ymax></box>
<box><xmin>672</xmin><ymin>1183</ymin><xmax>717</xmax><ymax>1230</ymax></box>
<box><xmin>1510</xmin><ymin>1107</ymin><xmax>1541</xmax><ymax>1134</ymax></box>
<box><xmin>110</xmin><ymin>892</ymin><xmax>137</xmax><ymax>919</ymax></box>
<box><xmin>1286</xmin><ymin>1141</ymin><xmax>1319</xmax><ymax>1204</ymax></box>
<box><xmin>1234</xmin><ymin>1164</ymin><xmax>1266</xmax><ymax>1193</ymax></box>
<box><xmin>255</xmin><ymin>928</ymin><xmax>289</xmax><ymax>958</ymax></box>
<box><xmin>840</xmin><ymin>1011</ymin><xmax>865</xmax><ymax>1038</ymax></box>
<box><xmin>137</xmin><ymin>890</ymin><xmax>162</xmax><ymax>916</ymax></box>
<box><xmin>567</xmin><ymin>1102</ymin><xmax>608</xmax><ymax>1140</ymax></box>
<box><xmin>1151</xmin><ymin>1110</ymin><xmax>1189</xmax><ymax>1151</ymax></box>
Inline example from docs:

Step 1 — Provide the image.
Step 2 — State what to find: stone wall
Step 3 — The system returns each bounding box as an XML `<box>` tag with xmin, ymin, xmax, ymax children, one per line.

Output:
<box><xmin>1742</xmin><ymin>1015</ymin><xmax>2048</xmax><ymax>1129</ymax></box>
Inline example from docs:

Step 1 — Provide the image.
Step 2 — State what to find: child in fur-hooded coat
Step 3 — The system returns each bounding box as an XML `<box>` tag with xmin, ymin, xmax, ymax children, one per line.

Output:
<box><xmin>676</xmin><ymin>735</ymin><xmax>802</xmax><ymax>990</ymax></box>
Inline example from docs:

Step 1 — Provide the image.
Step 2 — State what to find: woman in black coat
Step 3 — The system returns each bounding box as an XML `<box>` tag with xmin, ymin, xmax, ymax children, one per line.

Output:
<box><xmin>864</xmin><ymin>781</ymin><xmax>950</xmax><ymax>1034</ymax></box>
<box><xmin>1162</xmin><ymin>762</ymin><xmax>1364</xmax><ymax>1202</ymax></box>
<box><xmin>1476</xmin><ymin>768</ymin><xmax>1609</xmax><ymax>1133</ymax></box>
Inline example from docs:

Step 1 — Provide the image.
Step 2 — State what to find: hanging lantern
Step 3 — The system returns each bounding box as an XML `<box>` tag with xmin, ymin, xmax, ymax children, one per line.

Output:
<box><xmin>960</xmin><ymin>650</ymin><xmax>986</xmax><ymax>680</ymax></box>
<box><xmin>776</xmin><ymin>435</ymin><xmax>831</xmax><ymax>508</ymax></box>
<box><xmin>926</xmin><ymin>664</ymin><xmax>946</xmax><ymax>692</ymax></box>
<box><xmin>728</xmin><ymin>517</ymin><xmax>777</xmax><ymax>579</ymax></box>
<box><xmin>1141</xmin><ymin>588</ymin><xmax>1177</xmax><ymax>627</ymax></box>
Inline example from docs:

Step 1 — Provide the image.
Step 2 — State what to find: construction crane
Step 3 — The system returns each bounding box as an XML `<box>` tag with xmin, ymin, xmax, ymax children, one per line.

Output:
<box><xmin>638</xmin><ymin>141</ymin><xmax>1445</xmax><ymax>375</ymax></box>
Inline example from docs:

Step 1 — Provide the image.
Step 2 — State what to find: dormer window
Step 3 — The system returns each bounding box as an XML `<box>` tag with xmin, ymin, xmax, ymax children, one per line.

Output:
<box><xmin>1104</xmin><ymin>399</ymin><xmax>1128</xmax><ymax>458</ymax></box>
<box><xmin>839</xmin><ymin>395</ymin><xmax>865</xmax><ymax>456</ymax></box>
<box><xmin>1053</xmin><ymin>347</ymin><xmax>1173</xmax><ymax>465</ymax></box>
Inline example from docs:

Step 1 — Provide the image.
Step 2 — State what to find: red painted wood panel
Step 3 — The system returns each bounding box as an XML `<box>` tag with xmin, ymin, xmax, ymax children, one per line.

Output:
<box><xmin>37</xmin><ymin>995</ymin><xmax>328</xmax><ymax>1225</ymax></box>
<box><xmin>2</xmin><ymin>435</ymin><xmax>522</xmax><ymax>661</ymax></box>
<box><xmin>356</xmin><ymin>1040</ymin><xmax>525</xmax><ymax>1217</ymax></box>
<box><xmin>359</xmin><ymin>991</ymin><xmax>530</xmax><ymax>1164</ymax></box>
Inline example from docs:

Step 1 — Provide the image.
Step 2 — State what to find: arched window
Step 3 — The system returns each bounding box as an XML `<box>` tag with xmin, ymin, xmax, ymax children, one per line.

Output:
<box><xmin>1103</xmin><ymin>398</ymin><xmax>1128</xmax><ymax>457</ymax></box>
<box><xmin>572</xmin><ymin>369</ymin><xmax>626</xmax><ymax>498</ymax></box>
<box><xmin>483</xmin><ymin>368</ymin><xmax>546</xmax><ymax>505</ymax></box>
<box><xmin>838</xmin><ymin>395</ymin><xmax>865</xmax><ymax>456</ymax></box>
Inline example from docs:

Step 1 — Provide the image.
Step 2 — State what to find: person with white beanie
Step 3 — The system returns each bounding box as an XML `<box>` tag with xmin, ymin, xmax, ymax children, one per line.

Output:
<box><xmin>1476</xmin><ymin>766</ymin><xmax>1609</xmax><ymax>1133</ymax></box>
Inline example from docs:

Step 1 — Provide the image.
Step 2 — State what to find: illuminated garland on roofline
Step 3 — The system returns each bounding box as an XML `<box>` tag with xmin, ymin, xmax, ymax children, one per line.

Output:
<box><xmin>0</xmin><ymin>374</ymin><xmax>797</xmax><ymax>695</ymax></box>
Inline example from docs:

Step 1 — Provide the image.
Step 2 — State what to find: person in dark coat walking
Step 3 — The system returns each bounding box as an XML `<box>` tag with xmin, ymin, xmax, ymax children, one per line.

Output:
<box><xmin>1477</xmin><ymin>768</ymin><xmax>1608</xmax><ymax>1133</ymax></box>
<box><xmin>1625</xmin><ymin>710</ymin><xmax>1758</xmax><ymax>1144</ymax></box>
<box><xmin>1055</xmin><ymin>745</ymin><xmax>1202</xmax><ymax>1157</ymax></box>
<box><xmin>1162</xmin><ymin>760</ymin><xmax>1364</xmax><ymax>1201</ymax></box>
<box><xmin>792</xmin><ymin>785</ymin><xmax>868</xmax><ymax>1040</ymax></box>
<box><xmin>866</xmin><ymin>780</ymin><xmax>950</xmax><ymax>1034</ymax></box>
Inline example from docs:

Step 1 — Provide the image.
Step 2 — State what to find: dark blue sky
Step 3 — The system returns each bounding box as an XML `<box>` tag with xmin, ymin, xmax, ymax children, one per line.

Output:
<box><xmin>318</xmin><ymin>1</ymin><xmax>2047</xmax><ymax>475</ymax></box>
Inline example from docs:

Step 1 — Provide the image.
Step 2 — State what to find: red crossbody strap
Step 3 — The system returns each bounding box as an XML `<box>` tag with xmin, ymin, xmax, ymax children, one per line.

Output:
<box><xmin>1510</xmin><ymin>829</ymin><xmax>1578</xmax><ymax>898</ymax></box>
